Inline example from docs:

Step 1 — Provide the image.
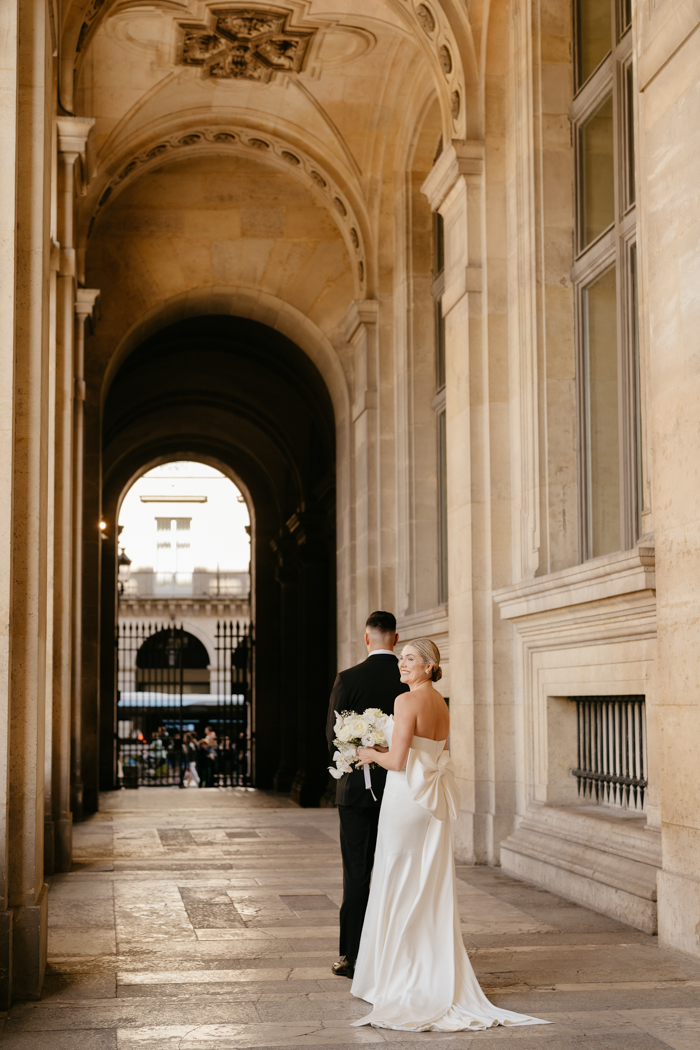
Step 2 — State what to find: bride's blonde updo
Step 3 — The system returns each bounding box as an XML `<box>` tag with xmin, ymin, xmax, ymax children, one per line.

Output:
<box><xmin>408</xmin><ymin>637</ymin><xmax>442</xmax><ymax>682</ymax></box>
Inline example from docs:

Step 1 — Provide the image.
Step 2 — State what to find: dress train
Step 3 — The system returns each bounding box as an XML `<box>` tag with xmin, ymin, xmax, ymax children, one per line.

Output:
<box><xmin>350</xmin><ymin>734</ymin><xmax>550</xmax><ymax>1032</ymax></box>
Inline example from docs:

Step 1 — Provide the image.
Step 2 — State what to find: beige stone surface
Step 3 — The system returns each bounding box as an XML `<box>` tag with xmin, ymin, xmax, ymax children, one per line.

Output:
<box><xmin>2</xmin><ymin>790</ymin><xmax>700</xmax><ymax>1049</ymax></box>
<box><xmin>2</xmin><ymin>0</ymin><xmax>700</xmax><ymax>1007</ymax></box>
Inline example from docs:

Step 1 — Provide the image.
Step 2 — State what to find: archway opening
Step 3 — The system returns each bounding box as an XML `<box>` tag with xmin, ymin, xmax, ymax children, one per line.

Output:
<box><xmin>99</xmin><ymin>315</ymin><xmax>337</xmax><ymax>806</ymax></box>
<box><xmin>115</xmin><ymin>460</ymin><xmax>253</xmax><ymax>788</ymax></box>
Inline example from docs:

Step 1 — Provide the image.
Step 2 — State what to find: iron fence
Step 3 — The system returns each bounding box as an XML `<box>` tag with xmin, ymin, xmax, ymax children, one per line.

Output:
<box><xmin>116</xmin><ymin>619</ymin><xmax>253</xmax><ymax>788</ymax></box>
<box><xmin>570</xmin><ymin>694</ymin><xmax>647</xmax><ymax>811</ymax></box>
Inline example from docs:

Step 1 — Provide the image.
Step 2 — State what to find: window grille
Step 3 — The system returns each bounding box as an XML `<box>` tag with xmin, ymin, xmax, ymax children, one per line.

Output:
<box><xmin>570</xmin><ymin>694</ymin><xmax>647</xmax><ymax>811</ymax></box>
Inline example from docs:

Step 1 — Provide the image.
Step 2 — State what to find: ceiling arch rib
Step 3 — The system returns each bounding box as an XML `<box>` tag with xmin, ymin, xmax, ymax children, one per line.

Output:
<box><xmin>62</xmin><ymin>0</ymin><xmax>476</xmax><ymax>138</ymax></box>
<box><xmin>79</xmin><ymin>121</ymin><xmax>370</xmax><ymax>298</ymax></box>
<box><xmin>382</xmin><ymin>0</ymin><xmax>470</xmax><ymax>140</ymax></box>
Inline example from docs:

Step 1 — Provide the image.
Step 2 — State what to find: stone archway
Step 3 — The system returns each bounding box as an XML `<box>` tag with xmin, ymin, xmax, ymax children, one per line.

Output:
<box><xmin>100</xmin><ymin>314</ymin><xmax>337</xmax><ymax>806</ymax></box>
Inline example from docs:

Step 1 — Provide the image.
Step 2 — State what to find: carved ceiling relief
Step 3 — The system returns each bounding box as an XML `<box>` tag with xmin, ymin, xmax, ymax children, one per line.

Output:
<box><xmin>400</xmin><ymin>0</ymin><xmax>464</xmax><ymax>130</ymax></box>
<box><xmin>85</xmin><ymin>126</ymin><xmax>366</xmax><ymax>289</ymax></box>
<box><xmin>178</xmin><ymin>9</ymin><xmax>316</xmax><ymax>81</ymax></box>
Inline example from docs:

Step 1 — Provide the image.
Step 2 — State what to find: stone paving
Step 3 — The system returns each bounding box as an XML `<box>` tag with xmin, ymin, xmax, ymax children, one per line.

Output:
<box><xmin>2</xmin><ymin>788</ymin><xmax>700</xmax><ymax>1049</ymax></box>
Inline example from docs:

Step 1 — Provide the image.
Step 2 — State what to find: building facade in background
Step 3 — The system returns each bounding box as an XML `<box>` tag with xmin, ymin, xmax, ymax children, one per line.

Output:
<box><xmin>1</xmin><ymin>0</ymin><xmax>700</xmax><ymax>1005</ymax></box>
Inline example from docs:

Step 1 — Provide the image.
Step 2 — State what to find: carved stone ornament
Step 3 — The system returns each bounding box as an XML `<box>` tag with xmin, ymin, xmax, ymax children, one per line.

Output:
<box><xmin>438</xmin><ymin>44</ymin><xmax>452</xmax><ymax>75</ymax></box>
<box><xmin>415</xmin><ymin>4</ymin><xmax>436</xmax><ymax>34</ymax></box>
<box><xmin>178</xmin><ymin>8</ymin><xmax>315</xmax><ymax>81</ymax></box>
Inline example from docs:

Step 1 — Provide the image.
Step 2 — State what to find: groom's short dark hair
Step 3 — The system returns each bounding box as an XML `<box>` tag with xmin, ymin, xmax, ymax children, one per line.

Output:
<box><xmin>366</xmin><ymin>611</ymin><xmax>397</xmax><ymax>633</ymax></box>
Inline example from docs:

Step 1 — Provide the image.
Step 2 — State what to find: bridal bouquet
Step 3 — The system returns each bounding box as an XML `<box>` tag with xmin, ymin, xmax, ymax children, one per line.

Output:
<box><xmin>329</xmin><ymin>708</ymin><xmax>392</xmax><ymax>798</ymax></box>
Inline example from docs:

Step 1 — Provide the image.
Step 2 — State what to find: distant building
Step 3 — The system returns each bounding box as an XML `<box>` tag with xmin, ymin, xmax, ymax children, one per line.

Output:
<box><xmin>116</xmin><ymin>463</ymin><xmax>252</xmax><ymax>760</ymax></box>
<box><xmin>118</xmin><ymin>461</ymin><xmax>251</xmax><ymax>661</ymax></box>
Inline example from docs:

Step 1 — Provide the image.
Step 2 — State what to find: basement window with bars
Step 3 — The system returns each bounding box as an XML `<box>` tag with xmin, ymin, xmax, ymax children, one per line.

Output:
<box><xmin>572</xmin><ymin>0</ymin><xmax>642</xmax><ymax>561</ymax></box>
<box><xmin>569</xmin><ymin>695</ymin><xmax>647</xmax><ymax>811</ymax></box>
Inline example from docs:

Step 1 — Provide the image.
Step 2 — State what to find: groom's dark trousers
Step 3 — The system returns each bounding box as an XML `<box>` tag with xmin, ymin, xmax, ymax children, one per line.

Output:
<box><xmin>326</xmin><ymin>654</ymin><xmax>409</xmax><ymax>967</ymax></box>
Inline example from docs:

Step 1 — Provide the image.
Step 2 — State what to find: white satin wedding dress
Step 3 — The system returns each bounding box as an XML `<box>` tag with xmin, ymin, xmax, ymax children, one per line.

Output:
<box><xmin>351</xmin><ymin>726</ymin><xmax>550</xmax><ymax>1032</ymax></box>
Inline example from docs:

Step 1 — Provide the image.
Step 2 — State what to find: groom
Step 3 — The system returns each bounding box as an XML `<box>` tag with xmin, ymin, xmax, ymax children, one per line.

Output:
<box><xmin>326</xmin><ymin>610</ymin><xmax>409</xmax><ymax>978</ymax></box>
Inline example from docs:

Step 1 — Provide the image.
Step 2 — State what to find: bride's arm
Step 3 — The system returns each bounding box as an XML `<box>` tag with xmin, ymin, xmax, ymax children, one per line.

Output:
<box><xmin>357</xmin><ymin>695</ymin><xmax>416</xmax><ymax>772</ymax></box>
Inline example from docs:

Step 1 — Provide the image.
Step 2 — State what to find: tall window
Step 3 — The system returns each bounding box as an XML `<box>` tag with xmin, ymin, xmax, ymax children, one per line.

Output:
<box><xmin>155</xmin><ymin>517</ymin><xmax>192</xmax><ymax>575</ymax></box>
<box><xmin>573</xmin><ymin>0</ymin><xmax>640</xmax><ymax>560</ymax></box>
<box><xmin>432</xmin><ymin>212</ymin><xmax>448</xmax><ymax>603</ymax></box>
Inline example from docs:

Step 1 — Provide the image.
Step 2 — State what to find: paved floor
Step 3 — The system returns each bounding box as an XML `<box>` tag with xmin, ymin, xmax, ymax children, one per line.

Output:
<box><xmin>3</xmin><ymin>789</ymin><xmax>700</xmax><ymax>1049</ymax></box>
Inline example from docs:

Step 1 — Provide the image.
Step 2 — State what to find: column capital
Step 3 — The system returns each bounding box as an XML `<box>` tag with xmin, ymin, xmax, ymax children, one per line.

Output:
<box><xmin>57</xmin><ymin>117</ymin><xmax>95</xmax><ymax>194</ymax></box>
<box><xmin>421</xmin><ymin>140</ymin><xmax>484</xmax><ymax>213</ymax></box>
<box><xmin>341</xmin><ymin>298</ymin><xmax>378</xmax><ymax>343</ymax></box>
<box><xmin>75</xmin><ymin>288</ymin><xmax>101</xmax><ymax>326</ymax></box>
<box><xmin>56</xmin><ymin>116</ymin><xmax>95</xmax><ymax>156</ymax></box>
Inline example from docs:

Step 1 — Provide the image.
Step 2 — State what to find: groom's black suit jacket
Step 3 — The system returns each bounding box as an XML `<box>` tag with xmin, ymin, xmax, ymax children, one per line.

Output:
<box><xmin>326</xmin><ymin>654</ymin><xmax>409</xmax><ymax>808</ymax></box>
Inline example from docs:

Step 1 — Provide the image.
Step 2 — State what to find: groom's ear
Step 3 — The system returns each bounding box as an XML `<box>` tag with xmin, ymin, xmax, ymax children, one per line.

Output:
<box><xmin>394</xmin><ymin>633</ymin><xmax>399</xmax><ymax>647</ymax></box>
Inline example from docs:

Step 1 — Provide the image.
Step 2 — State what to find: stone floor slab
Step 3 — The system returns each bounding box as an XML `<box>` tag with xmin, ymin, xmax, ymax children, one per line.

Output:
<box><xmin>6</xmin><ymin>788</ymin><xmax>700</xmax><ymax>1050</ymax></box>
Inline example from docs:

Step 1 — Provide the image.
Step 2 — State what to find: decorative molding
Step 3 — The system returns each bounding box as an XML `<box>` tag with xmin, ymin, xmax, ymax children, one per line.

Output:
<box><xmin>397</xmin><ymin>603</ymin><xmax>449</xmax><ymax>639</ymax></box>
<box><xmin>85</xmin><ymin>125</ymin><xmax>366</xmax><ymax>292</ymax></box>
<box><xmin>493</xmin><ymin>544</ymin><xmax>656</xmax><ymax>625</ymax></box>
<box><xmin>177</xmin><ymin>7</ymin><xmax>316</xmax><ymax>82</ymax></box>
<box><xmin>341</xmin><ymin>298</ymin><xmax>378</xmax><ymax>343</ymax></box>
<box><xmin>501</xmin><ymin>803</ymin><xmax>661</xmax><ymax>933</ymax></box>
<box><xmin>351</xmin><ymin>389</ymin><xmax>377</xmax><ymax>423</ymax></box>
<box><xmin>56</xmin><ymin>116</ymin><xmax>95</xmax><ymax>196</ymax></box>
<box><xmin>391</xmin><ymin>0</ymin><xmax>466</xmax><ymax>137</ymax></box>
<box><xmin>75</xmin><ymin>0</ymin><xmax>108</xmax><ymax>56</ymax></box>
<box><xmin>421</xmin><ymin>140</ymin><xmax>484</xmax><ymax>212</ymax></box>
<box><xmin>75</xmin><ymin>287</ymin><xmax>101</xmax><ymax>323</ymax></box>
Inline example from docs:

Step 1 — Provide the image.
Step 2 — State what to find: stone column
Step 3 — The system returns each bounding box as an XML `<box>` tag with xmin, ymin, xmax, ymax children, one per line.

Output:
<box><xmin>50</xmin><ymin>117</ymin><xmax>94</xmax><ymax>867</ymax></box>
<box><xmin>71</xmin><ymin>289</ymin><xmax>100</xmax><ymax>820</ymax></box>
<box><xmin>422</xmin><ymin>142</ymin><xmax>486</xmax><ymax>861</ymax></box>
<box><xmin>287</xmin><ymin>511</ymin><xmax>332</xmax><ymax>807</ymax></box>
<box><xmin>0</xmin><ymin>0</ymin><xmax>20</xmax><ymax>1012</ymax></box>
<box><xmin>271</xmin><ymin>534</ymin><xmax>300</xmax><ymax>792</ymax></box>
<box><xmin>342</xmin><ymin>300</ymin><xmax>379</xmax><ymax>659</ymax></box>
<box><xmin>5</xmin><ymin>0</ymin><xmax>54</xmax><ymax>1001</ymax></box>
<box><xmin>636</xmin><ymin>0</ymin><xmax>700</xmax><ymax>957</ymax></box>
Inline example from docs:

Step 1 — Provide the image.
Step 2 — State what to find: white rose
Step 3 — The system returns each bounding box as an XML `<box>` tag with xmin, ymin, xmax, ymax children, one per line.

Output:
<box><xmin>337</xmin><ymin>724</ymin><xmax>355</xmax><ymax>742</ymax></box>
<box><xmin>363</xmin><ymin>707</ymin><xmax>384</xmax><ymax>720</ymax></box>
<box><xmin>348</xmin><ymin>717</ymin><xmax>366</xmax><ymax>739</ymax></box>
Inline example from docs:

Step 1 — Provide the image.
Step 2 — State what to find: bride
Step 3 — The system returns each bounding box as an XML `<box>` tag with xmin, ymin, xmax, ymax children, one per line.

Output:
<box><xmin>351</xmin><ymin>637</ymin><xmax>550</xmax><ymax>1032</ymax></box>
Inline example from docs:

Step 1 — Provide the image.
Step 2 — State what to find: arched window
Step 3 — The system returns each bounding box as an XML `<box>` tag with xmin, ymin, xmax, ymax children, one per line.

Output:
<box><xmin>137</xmin><ymin>628</ymin><xmax>209</xmax><ymax>670</ymax></box>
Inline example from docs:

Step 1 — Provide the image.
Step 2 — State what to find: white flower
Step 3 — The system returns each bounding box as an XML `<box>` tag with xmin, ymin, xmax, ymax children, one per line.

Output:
<box><xmin>329</xmin><ymin>710</ymin><xmax>388</xmax><ymax>781</ymax></box>
<box><xmin>348</xmin><ymin>716</ymin><xmax>366</xmax><ymax>739</ymax></box>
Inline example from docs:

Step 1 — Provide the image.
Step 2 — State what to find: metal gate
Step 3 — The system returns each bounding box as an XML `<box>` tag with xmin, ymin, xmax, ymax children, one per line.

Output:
<box><xmin>116</xmin><ymin>620</ymin><xmax>253</xmax><ymax>788</ymax></box>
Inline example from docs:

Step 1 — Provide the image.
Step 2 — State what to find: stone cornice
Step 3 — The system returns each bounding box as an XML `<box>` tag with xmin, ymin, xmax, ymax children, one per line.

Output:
<box><xmin>341</xmin><ymin>298</ymin><xmax>378</xmax><ymax>343</ymax></box>
<box><xmin>75</xmin><ymin>288</ymin><xmax>101</xmax><ymax>323</ymax></box>
<box><xmin>493</xmin><ymin>544</ymin><xmax>656</xmax><ymax>623</ymax></box>
<box><xmin>56</xmin><ymin>115</ymin><xmax>94</xmax><ymax>154</ymax></box>
<box><xmin>421</xmin><ymin>140</ymin><xmax>484</xmax><ymax>212</ymax></box>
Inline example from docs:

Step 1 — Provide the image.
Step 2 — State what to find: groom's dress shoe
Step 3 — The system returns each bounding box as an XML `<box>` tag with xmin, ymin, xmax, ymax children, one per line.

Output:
<box><xmin>332</xmin><ymin>957</ymin><xmax>355</xmax><ymax>979</ymax></box>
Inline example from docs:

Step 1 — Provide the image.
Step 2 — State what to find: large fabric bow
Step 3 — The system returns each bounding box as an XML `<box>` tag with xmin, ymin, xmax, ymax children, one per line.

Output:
<box><xmin>406</xmin><ymin>747</ymin><xmax>460</xmax><ymax>822</ymax></box>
